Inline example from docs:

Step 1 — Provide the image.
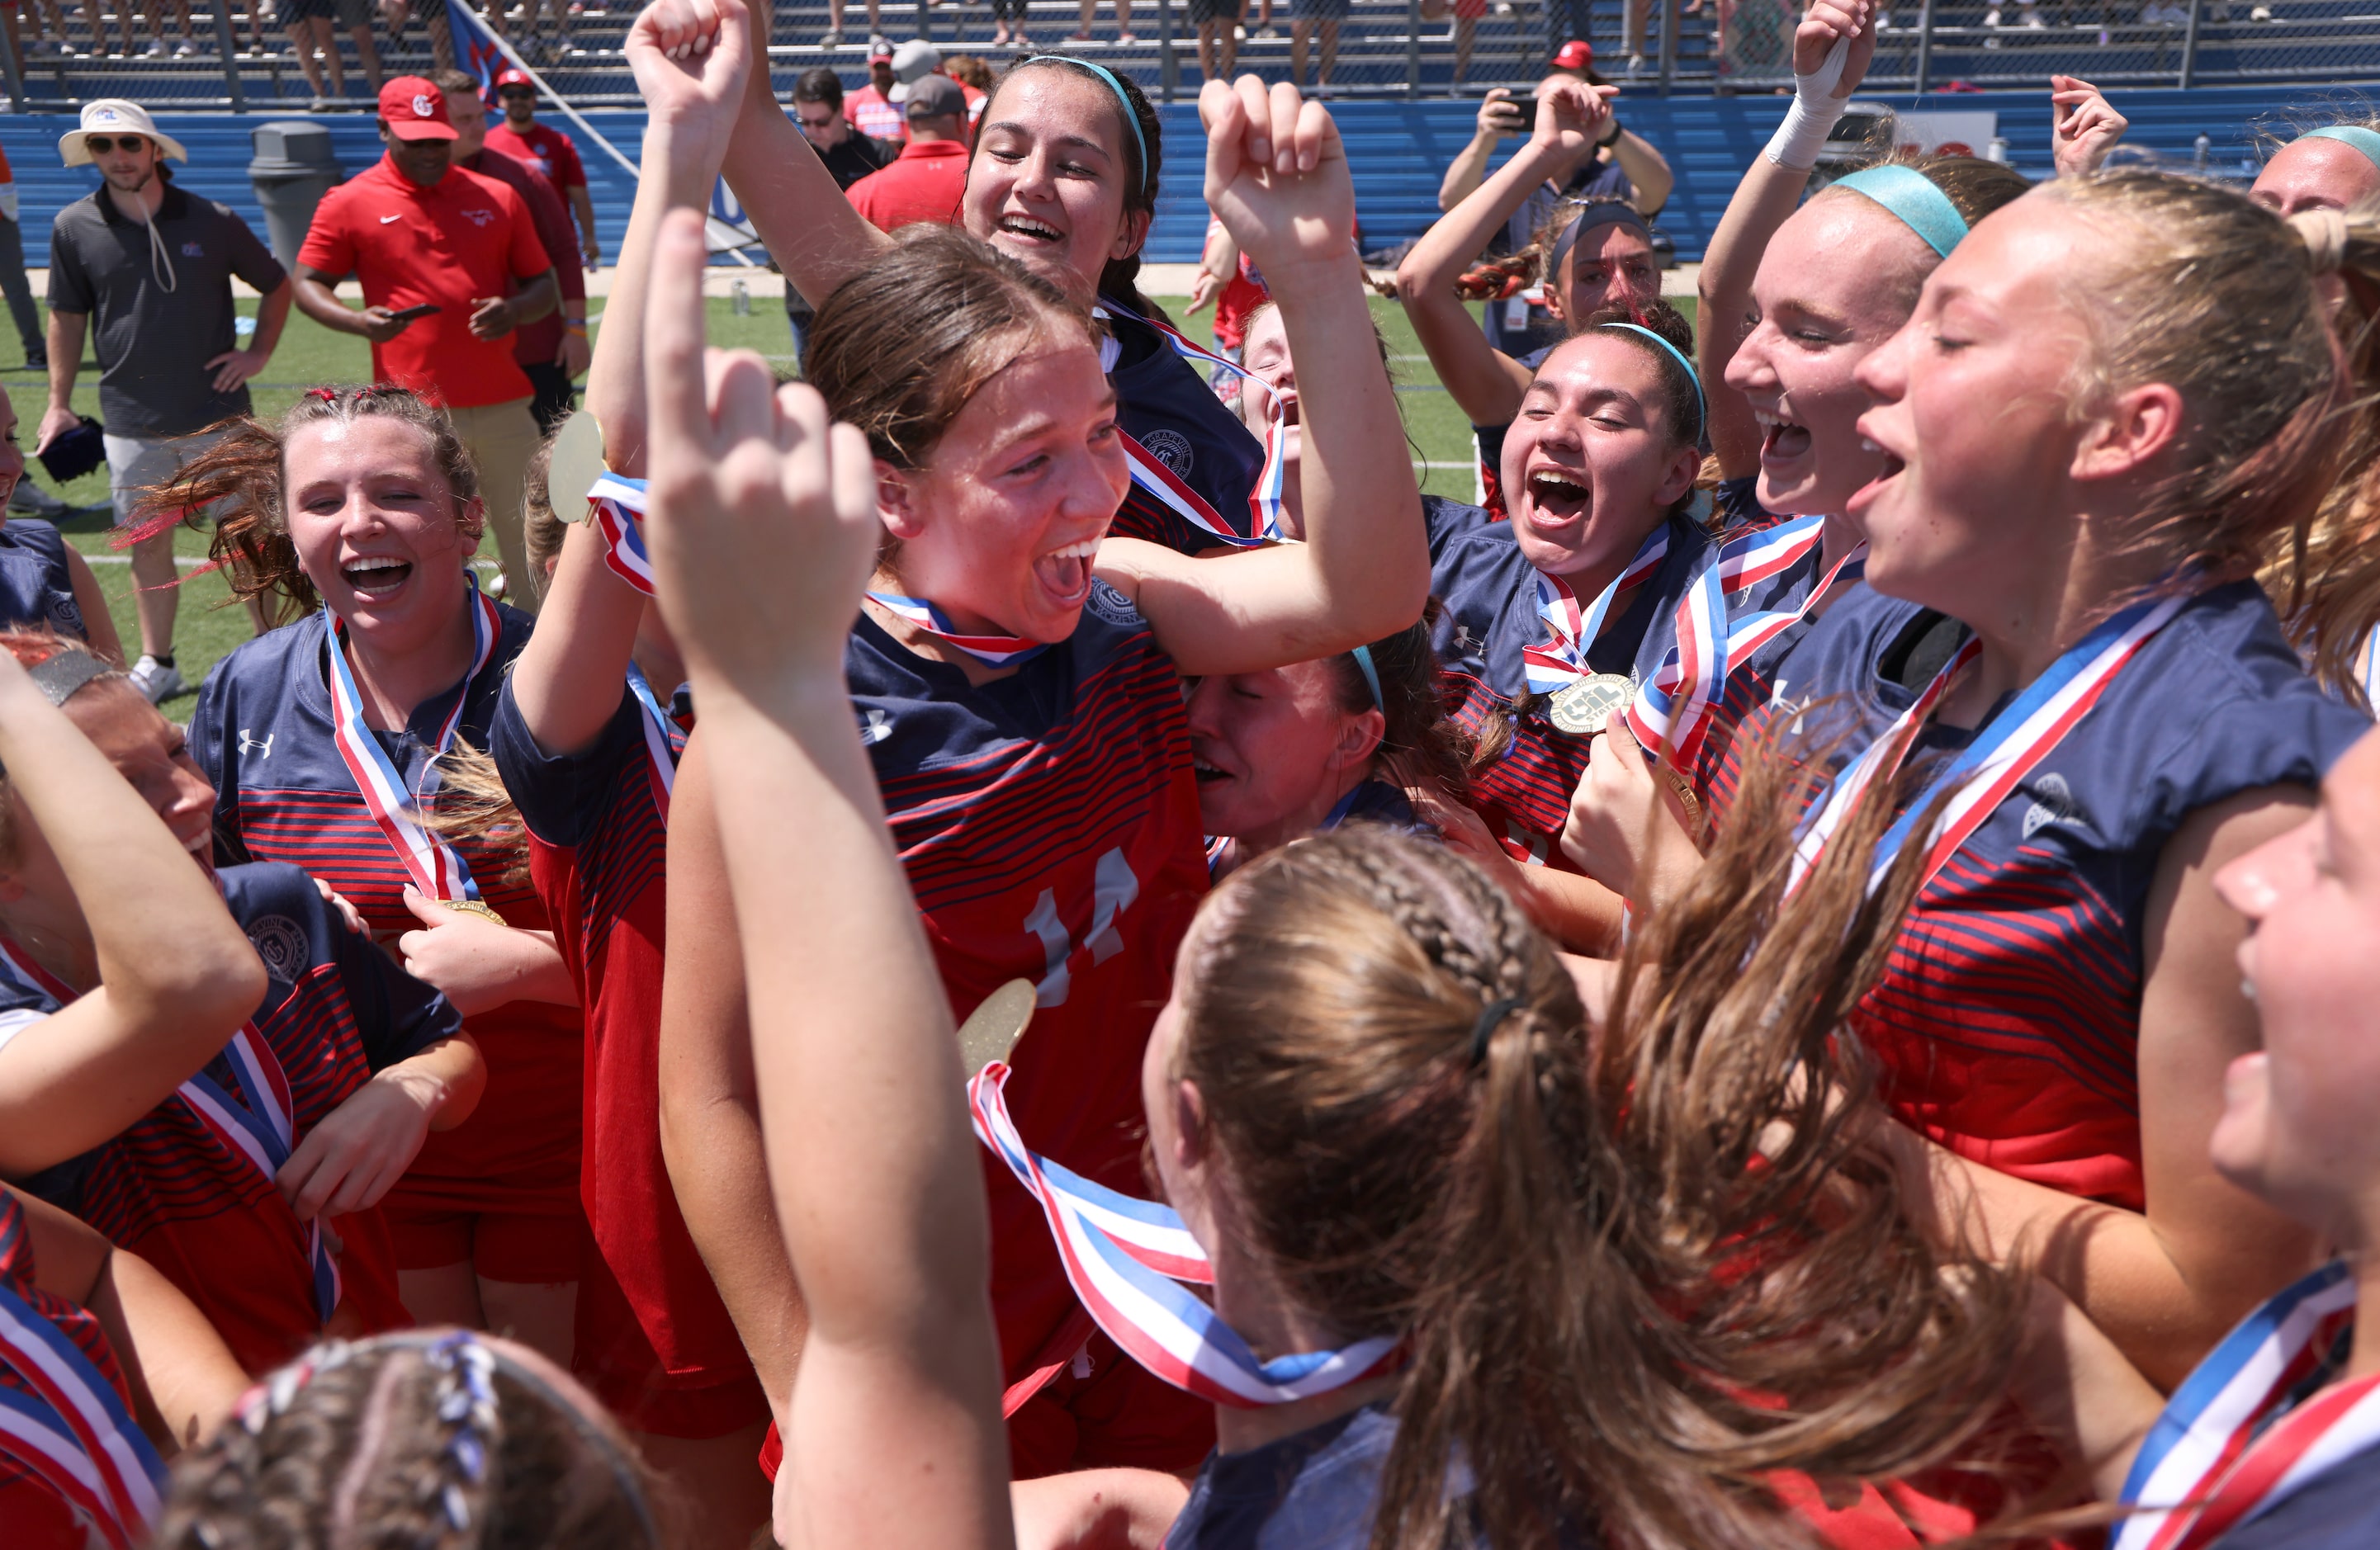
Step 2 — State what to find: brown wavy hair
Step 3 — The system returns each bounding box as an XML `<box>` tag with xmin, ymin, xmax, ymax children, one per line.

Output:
<box><xmin>968</xmin><ymin>55</ymin><xmax>1163</xmax><ymax>316</ymax></box>
<box><xmin>1327</xmin><ymin>603</ymin><xmax>1469</xmax><ymax>800</ymax></box>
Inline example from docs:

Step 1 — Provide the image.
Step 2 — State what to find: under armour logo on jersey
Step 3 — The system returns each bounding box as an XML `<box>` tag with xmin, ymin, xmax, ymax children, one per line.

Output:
<box><xmin>239</xmin><ymin>728</ymin><xmax>274</xmax><ymax>758</ymax></box>
<box><xmin>2021</xmin><ymin>771</ymin><xmax>2082</xmax><ymax>841</ymax></box>
<box><xmin>1449</xmin><ymin>622</ymin><xmax>1478</xmax><ymax>654</ymax></box>
<box><xmin>859</xmin><ymin>708</ymin><xmax>892</xmax><ymax>744</ymax></box>
<box><xmin>461</xmin><ymin>209</ymin><xmax>495</xmax><ymax>228</ymax></box>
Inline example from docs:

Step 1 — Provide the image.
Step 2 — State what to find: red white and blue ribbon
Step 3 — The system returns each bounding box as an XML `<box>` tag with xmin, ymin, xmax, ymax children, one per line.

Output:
<box><xmin>0</xmin><ymin>939</ymin><xmax>341</xmax><ymax>1326</ymax></box>
<box><xmin>867</xmin><ymin>593</ymin><xmax>1051</xmax><ymax>669</ymax></box>
<box><xmin>586</xmin><ymin>472</ymin><xmax>656</xmax><ymax>598</ymax></box>
<box><xmin>624</xmin><ymin>663</ymin><xmax>687</xmax><ymax>815</ymax></box>
<box><xmin>968</xmin><ymin>1062</ymin><xmax>1403</xmax><ymax>1407</ymax></box>
<box><xmin>0</xmin><ymin>1196</ymin><xmax>167</xmax><ymax>1550</ymax></box>
<box><xmin>1625</xmin><ymin>517</ymin><xmax>1865</xmax><ymax>768</ymax></box>
<box><xmin>1787</xmin><ymin>588</ymin><xmax>2193</xmax><ymax>897</ymax></box>
<box><xmin>1520</xmin><ymin>527</ymin><xmax>1671</xmax><ymax>698</ymax></box>
<box><xmin>322</xmin><ymin>584</ymin><xmax>503</xmax><ymax>905</ymax></box>
<box><xmin>1096</xmin><ymin>299</ymin><xmax>1288</xmax><ymax>548</ymax></box>
<box><xmin>2116</xmin><ymin>1261</ymin><xmax>2378</xmax><ymax>1550</ymax></box>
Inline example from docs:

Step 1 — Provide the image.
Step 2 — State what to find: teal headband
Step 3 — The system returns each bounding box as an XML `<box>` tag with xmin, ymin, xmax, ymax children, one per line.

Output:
<box><xmin>1348</xmin><ymin>644</ymin><xmax>1384</xmax><ymax>713</ymax></box>
<box><xmin>1021</xmin><ymin>56</ymin><xmax>1148</xmax><ymax>196</ymax></box>
<box><xmin>1598</xmin><ymin>322</ymin><xmax>1706</xmax><ymax>442</ymax></box>
<box><xmin>1831</xmin><ymin>163</ymin><xmax>1969</xmax><ymax>260</ymax></box>
<box><xmin>2302</xmin><ymin>125</ymin><xmax>2380</xmax><ymax>171</ymax></box>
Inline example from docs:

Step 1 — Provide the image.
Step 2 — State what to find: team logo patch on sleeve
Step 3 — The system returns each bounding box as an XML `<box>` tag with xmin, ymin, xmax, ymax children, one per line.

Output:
<box><xmin>1139</xmin><ymin>428</ymin><xmax>1195</xmax><ymax>480</ymax></box>
<box><xmin>1084</xmin><ymin>579</ymin><xmax>1147</xmax><ymax>629</ymax></box>
<box><xmin>2020</xmin><ymin>771</ymin><xmax>2084</xmax><ymax>841</ymax></box>
<box><xmin>244</xmin><ymin>914</ymin><xmax>310</xmax><ymax>983</ymax></box>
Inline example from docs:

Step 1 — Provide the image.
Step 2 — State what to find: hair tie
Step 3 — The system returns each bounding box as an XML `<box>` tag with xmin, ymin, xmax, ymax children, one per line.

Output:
<box><xmin>2302</xmin><ymin>124</ymin><xmax>2380</xmax><ymax>172</ymax></box>
<box><xmin>1599</xmin><ymin>322</ymin><xmax>1706</xmax><ymax>442</ymax></box>
<box><xmin>1829</xmin><ymin>163</ymin><xmax>1970</xmax><ymax>260</ymax></box>
<box><xmin>1348</xmin><ymin>644</ymin><xmax>1384</xmax><ymax>714</ymax></box>
<box><xmin>2292</xmin><ymin>207</ymin><xmax>2351</xmax><ymax>276</ymax></box>
<box><xmin>1020</xmin><ymin>57</ymin><xmax>1147</xmax><ymax>196</ymax></box>
<box><xmin>1549</xmin><ymin>200</ymin><xmax>1652</xmax><ymax>282</ymax></box>
<box><xmin>1469</xmin><ymin>995</ymin><xmax>1523</xmax><ymax>1065</ymax></box>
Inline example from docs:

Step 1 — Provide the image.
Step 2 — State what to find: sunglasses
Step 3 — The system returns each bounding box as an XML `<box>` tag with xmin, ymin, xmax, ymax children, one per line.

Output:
<box><xmin>82</xmin><ymin>135</ymin><xmax>149</xmax><ymax>154</ymax></box>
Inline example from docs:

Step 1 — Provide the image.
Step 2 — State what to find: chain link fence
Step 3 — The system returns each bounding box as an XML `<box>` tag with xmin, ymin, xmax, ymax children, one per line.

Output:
<box><xmin>0</xmin><ymin>0</ymin><xmax>2365</xmax><ymax>108</ymax></box>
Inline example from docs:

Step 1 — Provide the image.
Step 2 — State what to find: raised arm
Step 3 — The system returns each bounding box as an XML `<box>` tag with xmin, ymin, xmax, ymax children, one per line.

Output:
<box><xmin>639</xmin><ymin>205</ymin><xmax>1010</xmax><ymax>1550</ymax></box>
<box><xmin>1100</xmin><ymin>78</ymin><xmax>1429</xmax><ymax>677</ymax></box>
<box><xmin>0</xmin><ymin>660</ymin><xmax>269</xmax><ymax>1175</ymax></box>
<box><xmin>1393</xmin><ymin>79</ymin><xmax>1611</xmax><ymax>428</ymax></box>
<box><xmin>1436</xmin><ymin>87</ymin><xmax>1527</xmax><ymax>211</ymax></box>
<box><xmin>1697</xmin><ymin>0</ymin><xmax>1872</xmax><ymax>481</ymax></box>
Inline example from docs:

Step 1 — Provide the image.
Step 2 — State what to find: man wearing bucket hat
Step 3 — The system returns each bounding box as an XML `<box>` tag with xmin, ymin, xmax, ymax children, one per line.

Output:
<box><xmin>41</xmin><ymin>99</ymin><xmax>292</xmax><ymax>704</ymax></box>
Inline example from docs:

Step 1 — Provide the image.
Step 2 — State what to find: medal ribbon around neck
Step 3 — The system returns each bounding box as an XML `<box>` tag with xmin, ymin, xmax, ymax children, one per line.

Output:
<box><xmin>0</xmin><ymin>1193</ymin><xmax>168</xmax><ymax>1550</ymax></box>
<box><xmin>970</xmin><ymin>1062</ymin><xmax>1404</xmax><ymax>1407</ymax></box>
<box><xmin>1095</xmin><ymin>300</ymin><xmax>1289</xmax><ymax>548</ymax></box>
<box><xmin>584</xmin><ymin>471</ymin><xmax>658</xmax><ymax>597</ymax></box>
<box><xmin>623</xmin><ymin>663</ymin><xmax>688</xmax><ymax>817</ymax></box>
<box><xmin>867</xmin><ymin>593</ymin><xmax>1052</xmax><ymax>669</ymax></box>
<box><xmin>1521</xmin><ymin>526</ymin><xmax>1671</xmax><ymax>698</ymax></box>
<box><xmin>0</xmin><ymin>938</ymin><xmax>340</xmax><ymax>1326</ymax></box>
<box><xmin>1625</xmin><ymin>517</ymin><xmax>1866</xmax><ymax>768</ymax></box>
<box><xmin>1787</xmin><ymin>588</ymin><xmax>2194</xmax><ymax>899</ymax></box>
<box><xmin>2115</xmin><ymin>1261</ymin><xmax>2378</xmax><ymax>1550</ymax></box>
<box><xmin>323</xmin><ymin>582</ymin><xmax>502</xmax><ymax>906</ymax></box>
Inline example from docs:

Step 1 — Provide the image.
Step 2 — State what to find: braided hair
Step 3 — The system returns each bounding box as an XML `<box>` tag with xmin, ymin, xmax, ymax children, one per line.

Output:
<box><xmin>157</xmin><ymin>1331</ymin><xmax>665</xmax><ymax>1550</ymax></box>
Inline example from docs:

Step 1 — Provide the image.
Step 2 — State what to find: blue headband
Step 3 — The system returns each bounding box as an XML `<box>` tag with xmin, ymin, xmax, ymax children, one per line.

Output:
<box><xmin>1021</xmin><ymin>56</ymin><xmax>1147</xmax><ymax>196</ymax></box>
<box><xmin>1830</xmin><ymin>163</ymin><xmax>1970</xmax><ymax>260</ymax></box>
<box><xmin>1348</xmin><ymin>644</ymin><xmax>1384</xmax><ymax>713</ymax></box>
<box><xmin>1598</xmin><ymin>323</ymin><xmax>1705</xmax><ymax>442</ymax></box>
<box><xmin>2302</xmin><ymin>125</ymin><xmax>2380</xmax><ymax>172</ymax></box>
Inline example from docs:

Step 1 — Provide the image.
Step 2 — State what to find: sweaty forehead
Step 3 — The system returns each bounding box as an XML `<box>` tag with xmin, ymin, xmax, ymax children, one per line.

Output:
<box><xmin>986</xmin><ymin>68</ymin><xmax>1125</xmax><ymax>156</ymax></box>
<box><xmin>2256</xmin><ymin>136</ymin><xmax>2380</xmax><ymax>209</ymax></box>
<box><xmin>1532</xmin><ymin>329</ymin><xmax>1663</xmax><ymax>398</ymax></box>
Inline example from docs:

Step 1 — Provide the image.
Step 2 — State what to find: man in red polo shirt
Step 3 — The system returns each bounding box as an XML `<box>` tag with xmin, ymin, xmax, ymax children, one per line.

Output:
<box><xmin>292</xmin><ymin>76</ymin><xmax>559</xmax><ymax>609</ymax></box>
<box><xmin>846</xmin><ymin>74</ymin><xmax>968</xmax><ymax>233</ymax></box>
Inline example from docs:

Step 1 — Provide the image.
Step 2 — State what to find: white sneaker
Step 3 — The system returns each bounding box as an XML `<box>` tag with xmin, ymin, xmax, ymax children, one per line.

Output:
<box><xmin>173</xmin><ymin>32</ymin><xmax>196</xmax><ymax>52</ymax></box>
<box><xmin>140</xmin><ymin>34</ymin><xmax>164</xmax><ymax>53</ymax></box>
<box><xmin>128</xmin><ymin>655</ymin><xmax>186</xmax><ymax>705</ymax></box>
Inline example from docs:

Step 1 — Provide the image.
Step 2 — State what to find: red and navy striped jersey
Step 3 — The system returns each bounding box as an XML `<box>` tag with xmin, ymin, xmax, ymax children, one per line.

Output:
<box><xmin>187</xmin><ymin>608</ymin><xmax>584</xmax><ymax>1220</ymax></box>
<box><xmin>1429</xmin><ymin>507</ymin><xmax>1716</xmax><ymax>866</ymax></box>
<box><xmin>851</xmin><ymin>579</ymin><xmax>1209</xmax><ymax>1388</ymax></box>
<box><xmin>0</xmin><ymin>1188</ymin><xmax>138</xmax><ymax>1546</ymax></box>
<box><xmin>488</xmin><ymin>678</ymin><xmax>751</xmax><ymax>1388</ymax></box>
<box><xmin>10</xmin><ymin>862</ymin><xmax>457</xmax><ymax>1373</ymax></box>
<box><xmin>1763</xmin><ymin>580</ymin><xmax>2368</xmax><ymax>1208</ymax></box>
<box><xmin>1101</xmin><ymin>304</ymin><xmax>1268</xmax><ymax>555</ymax></box>
<box><xmin>0</xmin><ymin>522</ymin><xmax>88</xmax><ymax>643</ymax></box>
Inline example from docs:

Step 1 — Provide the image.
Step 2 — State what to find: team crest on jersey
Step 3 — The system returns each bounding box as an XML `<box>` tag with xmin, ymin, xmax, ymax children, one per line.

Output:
<box><xmin>181</xmin><ymin>241</ymin><xmax>204</xmax><ymax>257</ymax></box>
<box><xmin>245</xmin><ymin>914</ymin><xmax>310</xmax><ymax>982</ymax></box>
<box><xmin>461</xmin><ymin>208</ymin><xmax>495</xmax><ymax>228</ymax></box>
<box><xmin>51</xmin><ymin>598</ymin><xmax>83</xmax><ymax>635</ymax></box>
<box><xmin>2021</xmin><ymin>771</ymin><xmax>2083</xmax><ymax>841</ymax></box>
<box><xmin>1140</xmin><ymin>428</ymin><xmax>1195</xmax><ymax>480</ymax></box>
<box><xmin>1083</xmin><ymin>579</ymin><xmax>1144</xmax><ymax>629</ymax></box>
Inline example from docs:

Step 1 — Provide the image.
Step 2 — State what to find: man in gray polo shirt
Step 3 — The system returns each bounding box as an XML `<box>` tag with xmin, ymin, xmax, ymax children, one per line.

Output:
<box><xmin>39</xmin><ymin>100</ymin><xmax>293</xmax><ymax>704</ymax></box>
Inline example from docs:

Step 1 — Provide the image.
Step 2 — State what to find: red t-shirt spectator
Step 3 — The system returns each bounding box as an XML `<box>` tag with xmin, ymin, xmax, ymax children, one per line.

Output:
<box><xmin>296</xmin><ymin>156</ymin><xmax>552</xmax><ymax>408</ymax></box>
<box><xmin>846</xmin><ymin>138</ymin><xmax>968</xmax><ymax>233</ymax></box>
<box><xmin>485</xmin><ymin>121</ymin><xmax>587</xmax><ymax>193</ymax></box>
<box><xmin>844</xmin><ymin>83</ymin><xmax>905</xmax><ymax>143</ymax></box>
<box><xmin>457</xmin><ymin>146</ymin><xmax>584</xmax><ymax>371</ymax></box>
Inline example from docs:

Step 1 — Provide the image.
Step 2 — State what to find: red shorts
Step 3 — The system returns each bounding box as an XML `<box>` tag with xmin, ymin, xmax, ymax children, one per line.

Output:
<box><xmin>384</xmin><ymin>1203</ymin><xmax>584</xmax><ymax>1284</ymax></box>
<box><xmin>573</xmin><ymin>1248</ymin><xmax>770</xmax><ymax>1440</ymax></box>
<box><xmin>1005</xmin><ymin>1330</ymin><xmax>1214</xmax><ymax>1479</ymax></box>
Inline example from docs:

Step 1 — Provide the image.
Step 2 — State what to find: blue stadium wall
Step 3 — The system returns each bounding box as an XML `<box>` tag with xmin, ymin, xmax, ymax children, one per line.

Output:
<box><xmin>0</xmin><ymin>82</ymin><xmax>2358</xmax><ymax>269</ymax></box>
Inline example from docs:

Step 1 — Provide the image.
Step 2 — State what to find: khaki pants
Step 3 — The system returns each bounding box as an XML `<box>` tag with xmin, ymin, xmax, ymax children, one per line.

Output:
<box><xmin>447</xmin><ymin>396</ymin><xmax>542</xmax><ymax>613</ymax></box>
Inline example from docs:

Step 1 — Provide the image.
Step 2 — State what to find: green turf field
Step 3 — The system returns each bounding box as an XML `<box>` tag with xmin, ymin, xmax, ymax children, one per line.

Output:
<box><xmin>0</xmin><ymin>286</ymin><xmax>1687</xmax><ymax>702</ymax></box>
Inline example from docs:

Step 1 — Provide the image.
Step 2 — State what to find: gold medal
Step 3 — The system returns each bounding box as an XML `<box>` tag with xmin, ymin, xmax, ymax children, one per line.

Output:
<box><xmin>958</xmin><ymin>978</ymin><xmax>1037</xmax><ymax>1072</ymax></box>
<box><xmin>1654</xmin><ymin>762</ymin><xmax>1708</xmax><ymax>844</ymax></box>
<box><xmin>1547</xmin><ymin>673</ymin><xmax>1635</xmax><ymax>738</ymax></box>
<box><xmin>547</xmin><ymin>408</ymin><xmax>610</xmax><ymax>527</ymax></box>
<box><xmin>441</xmin><ymin>898</ymin><xmax>507</xmax><ymax>926</ymax></box>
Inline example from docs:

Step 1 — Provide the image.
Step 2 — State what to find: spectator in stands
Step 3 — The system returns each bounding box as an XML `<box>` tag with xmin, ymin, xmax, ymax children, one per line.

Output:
<box><xmin>786</xmin><ymin>66</ymin><xmax>896</xmax><ymax>359</ymax></box>
<box><xmin>280</xmin><ymin>0</ymin><xmax>390</xmax><ymax>108</ymax></box>
<box><xmin>1419</xmin><ymin>0</ymin><xmax>1481</xmax><ymax>84</ymax></box>
<box><xmin>489</xmin><ymin>69</ymin><xmax>602</xmax><ymax>267</ymax></box>
<box><xmin>891</xmin><ymin>40</ymin><xmax>985</xmax><ymax>132</ymax></box>
<box><xmin>484</xmin><ymin>0</ymin><xmax>571</xmax><ymax>63</ymax></box>
<box><xmin>0</xmin><ymin>142</ymin><xmax>45</xmax><ymax>374</ymax></box>
<box><xmin>845</xmin><ymin>40</ymin><xmax>906</xmax><ymax>142</ymax></box>
<box><xmin>438</xmin><ymin>69</ymin><xmax>589</xmax><ymax>434</ymax></box>
<box><xmin>943</xmin><ymin>51</ymin><xmax>995</xmax><ymax>127</ymax></box>
<box><xmin>1190</xmin><ymin>0</ymin><xmax>1244</xmax><ymax>78</ymax></box>
<box><xmin>1070</xmin><ymin>0</ymin><xmax>1135</xmax><ymax>45</ymax></box>
<box><xmin>40</xmin><ymin>100</ymin><xmax>291</xmax><ymax>703</ymax></box>
<box><xmin>848</xmin><ymin>75</ymin><xmax>970</xmax><ymax>233</ymax></box>
<box><xmin>822</xmin><ymin>0</ymin><xmax>883</xmax><ymax>49</ymax></box>
<box><xmin>1290</xmin><ymin>0</ymin><xmax>1346</xmax><ymax>90</ymax></box>
<box><xmin>988</xmin><ymin>0</ymin><xmax>1029</xmax><ymax>48</ymax></box>
<box><xmin>291</xmin><ymin>77</ymin><xmax>560</xmax><ymax>608</ymax></box>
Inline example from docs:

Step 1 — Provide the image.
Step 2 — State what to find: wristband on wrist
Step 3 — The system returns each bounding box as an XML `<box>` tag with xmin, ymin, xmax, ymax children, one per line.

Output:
<box><xmin>1598</xmin><ymin>118</ymin><xmax>1624</xmax><ymax>148</ymax></box>
<box><xmin>1763</xmin><ymin>34</ymin><xmax>1852</xmax><ymax>171</ymax></box>
<box><xmin>565</xmin><ymin>320</ymin><xmax>589</xmax><ymax>333</ymax></box>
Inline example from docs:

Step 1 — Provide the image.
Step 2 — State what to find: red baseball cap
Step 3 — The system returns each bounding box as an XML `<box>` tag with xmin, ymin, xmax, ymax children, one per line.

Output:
<box><xmin>492</xmin><ymin>66</ymin><xmax>534</xmax><ymax>91</ymax></box>
<box><xmin>379</xmin><ymin>76</ymin><xmax>459</xmax><ymax>139</ymax></box>
<box><xmin>1551</xmin><ymin>38</ymin><xmax>1592</xmax><ymax>70</ymax></box>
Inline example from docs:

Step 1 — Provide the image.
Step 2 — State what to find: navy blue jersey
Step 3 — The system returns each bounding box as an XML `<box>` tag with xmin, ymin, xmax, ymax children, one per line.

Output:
<box><xmin>1423</xmin><ymin>494</ymin><xmax>1497</xmax><ymax>566</ymax></box>
<box><xmin>1430</xmin><ymin>511</ymin><xmax>1715</xmax><ymax>865</ymax></box>
<box><xmin>187</xmin><ymin>605</ymin><xmax>584</xmax><ymax>1221</ymax></box>
<box><xmin>0</xmin><ymin>520</ymin><xmax>87</xmax><ymax>640</ymax></box>
<box><xmin>852</xmin><ymin>579</ymin><xmax>1211</xmax><ymax>1413</ymax></box>
<box><xmin>1166</xmin><ymin>1403</ymin><xmax>1403</xmax><ymax>1550</ymax></box>
<box><xmin>1103</xmin><ymin>302</ymin><xmax>1270</xmax><ymax>555</ymax></box>
<box><xmin>1712</xmin><ymin>475</ymin><xmax>1770</xmax><ymax>530</ymax></box>
<box><xmin>1753</xmin><ymin>581</ymin><xmax>2366</xmax><ymax>1209</ymax></box>
<box><xmin>8</xmin><ymin>860</ymin><xmax>455</xmax><ymax>1371</ymax></box>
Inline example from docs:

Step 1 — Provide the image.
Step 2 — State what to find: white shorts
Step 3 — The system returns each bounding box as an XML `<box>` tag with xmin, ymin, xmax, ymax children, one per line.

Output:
<box><xmin>106</xmin><ymin>425</ymin><xmax>229</xmax><ymax>529</ymax></box>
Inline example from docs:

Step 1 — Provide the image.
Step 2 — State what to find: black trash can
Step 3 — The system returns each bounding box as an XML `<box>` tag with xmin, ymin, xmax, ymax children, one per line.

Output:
<box><xmin>248</xmin><ymin>122</ymin><xmax>344</xmax><ymax>273</ymax></box>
